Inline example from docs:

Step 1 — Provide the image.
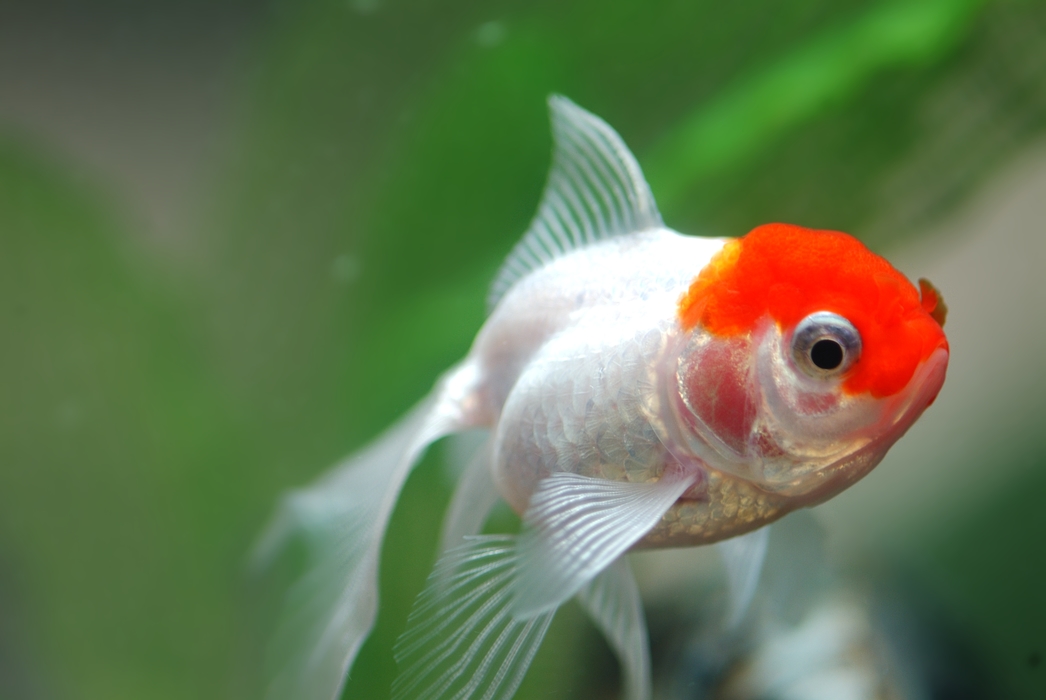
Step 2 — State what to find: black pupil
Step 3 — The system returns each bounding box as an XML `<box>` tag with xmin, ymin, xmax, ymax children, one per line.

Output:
<box><xmin>810</xmin><ymin>339</ymin><xmax>844</xmax><ymax>370</ymax></box>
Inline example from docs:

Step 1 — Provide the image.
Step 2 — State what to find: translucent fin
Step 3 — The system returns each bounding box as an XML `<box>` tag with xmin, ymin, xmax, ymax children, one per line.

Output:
<box><xmin>716</xmin><ymin>526</ymin><xmax>770</xmax><ymax>629</ymax></box>
<box><xmin>488</xmin><ymin>95</ymin><xmax>663</xmax><ymax>309</ymax></box>
<box><xmin>512</xmin><ymin>472</ymin><xmax>694</xmax><ymax>618</ymax></box>
<box><xmin>576</xmin><ymin>558</ymin><xmax>651</xmax><ymax>700</ymax></box>
<box><xmin>760</xmin><ymin>511</ymin><xmax>829</xmax><ymax>625</ymax></box>
<box><xmin>251</xmin><ymin>371</ymin><xmax>470</xmax><ymax>700</ymax></box>
<box><xmin>392</xmin><ymin>536</ymin><xmax>555</xmax><ymax>700</ymax></box>
<box><xmin>440</xmin><ymin>435</ymin><xmax>500</xmax><ymax>552</ymax></box>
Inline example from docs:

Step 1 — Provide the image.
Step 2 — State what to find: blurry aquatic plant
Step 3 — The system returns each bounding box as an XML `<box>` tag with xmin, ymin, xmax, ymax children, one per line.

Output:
<box><xmin>645</xmin><ymin>0</ymin><xmax>987</xmax><ymax>210</ymax></box>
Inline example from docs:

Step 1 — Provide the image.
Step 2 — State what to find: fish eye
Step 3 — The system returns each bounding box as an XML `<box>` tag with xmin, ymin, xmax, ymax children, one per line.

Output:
<box><xmin>791</xmin><ymin>312</ymin><xmax>861</xmax><ymax>378</ymax></box>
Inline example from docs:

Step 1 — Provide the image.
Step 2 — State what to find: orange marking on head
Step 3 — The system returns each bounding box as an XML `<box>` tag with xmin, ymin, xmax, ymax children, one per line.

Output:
<box><xmin>678</xmin><ymin>223</ymin><xmax>949</xmax><ymax>398</ymax></box>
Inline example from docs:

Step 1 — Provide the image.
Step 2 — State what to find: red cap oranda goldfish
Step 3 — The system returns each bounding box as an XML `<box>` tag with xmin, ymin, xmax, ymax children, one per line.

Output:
<box><xmin>253</xmin><ymin>96</ymin><xmax>949</xmax><ymax>700</ymax></box>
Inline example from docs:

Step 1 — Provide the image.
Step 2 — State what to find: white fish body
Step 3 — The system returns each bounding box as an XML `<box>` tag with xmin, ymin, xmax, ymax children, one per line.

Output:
<box><xmin>254</xmin><ymin>97</ymin><xmax>949</xmax><ymax>700</ymax></box>
<box><xmin>474</xmin><ymin>229</ymin><xmax>725</xmax><ymax>505</ymax></box>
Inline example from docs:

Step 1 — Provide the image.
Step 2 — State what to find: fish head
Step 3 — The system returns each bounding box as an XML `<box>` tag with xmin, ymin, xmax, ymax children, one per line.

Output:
<box><xmin>670</xmin><ymin>223</ymin><xmax>948</xmax><ymax>503</ymax></box>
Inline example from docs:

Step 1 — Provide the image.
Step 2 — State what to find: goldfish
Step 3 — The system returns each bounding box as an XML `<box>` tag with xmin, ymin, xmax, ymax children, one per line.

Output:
<box><xmin>253</xmin><ymin>96</ymin><xmax>949</xmax><ymax>700</ymax></box>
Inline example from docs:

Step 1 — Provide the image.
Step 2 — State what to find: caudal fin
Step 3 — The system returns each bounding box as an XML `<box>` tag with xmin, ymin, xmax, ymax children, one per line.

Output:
<box><xmin>251</xmin><ymin>367</ymin><xmax>473</xmax><ymax>700</ymax></box>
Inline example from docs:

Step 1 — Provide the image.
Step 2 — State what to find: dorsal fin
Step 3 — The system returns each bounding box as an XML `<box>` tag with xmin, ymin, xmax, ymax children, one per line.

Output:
<box><xmin>488</xmin><ymin>95</ymin><xmax>663</xmax><ymax>310</ymax></box>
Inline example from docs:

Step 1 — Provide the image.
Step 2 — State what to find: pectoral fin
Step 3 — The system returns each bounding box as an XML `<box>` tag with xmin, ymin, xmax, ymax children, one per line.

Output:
<box><xmin>512</xmin><ymin>472</ymin><xmax>694</xmax><ymax>618</ymax></box>
<box><xmin>394</xmin><ymin>472</ymin><xmax>688</xmax><ymax>700</ymax></box>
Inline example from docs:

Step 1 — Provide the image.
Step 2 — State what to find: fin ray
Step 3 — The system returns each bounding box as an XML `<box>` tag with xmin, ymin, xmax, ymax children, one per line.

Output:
<box><xmin>488</xmin><ymin>96</ymin><xmax>663</xmax><ymax>309</ymax></box>
<box><xmin>393</xmin><ymin>536</ymin><xmax>555</xmax><ymax>700</ymax></box>
<box><xmin>512</xmin><ymin>472</ymin><xmax>693</xmax><ymax>618</ymax></box>
<box><xmin>397</xmin><ymin>472</ymin><xmax>687</xmax><ymax>699</ymax></box>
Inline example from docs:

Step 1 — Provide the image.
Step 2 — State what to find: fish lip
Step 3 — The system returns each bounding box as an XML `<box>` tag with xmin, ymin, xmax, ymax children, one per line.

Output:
<box><xmin>894</xmin><ymin>345</ymin><xmax>949</xmax><ymax>422</ymax></box>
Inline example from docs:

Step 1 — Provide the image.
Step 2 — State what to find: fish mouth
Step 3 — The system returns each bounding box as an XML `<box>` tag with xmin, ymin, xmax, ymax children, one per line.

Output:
<box><xmin>892</xmin><ymin>346</ymin><xmax>949</xmax><ymax>425</ymax></box>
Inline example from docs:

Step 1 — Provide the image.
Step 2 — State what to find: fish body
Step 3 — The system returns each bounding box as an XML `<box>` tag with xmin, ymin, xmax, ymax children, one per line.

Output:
<box><xmin>255</xmin><ymin>97</ymin><xmax>948</xmax><ymax>700</ymax></box>
<box><xmin>476</xmin><ymin>230</ymin><xmax>789</xmax><ymax>553</ymax></box>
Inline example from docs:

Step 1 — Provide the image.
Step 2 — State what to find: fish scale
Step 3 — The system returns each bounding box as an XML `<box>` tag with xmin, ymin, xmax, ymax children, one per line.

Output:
<box><xmin>493</xmin><ymin>306</ymin><xmax>677</xmax><ymax>514</ymax></box>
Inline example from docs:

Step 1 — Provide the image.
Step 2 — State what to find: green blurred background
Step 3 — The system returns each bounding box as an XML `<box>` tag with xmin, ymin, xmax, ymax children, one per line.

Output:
<box><xmin>0</xmin><ymin>0</ymin><xmax>1044</xmax><ymax>698</ymax></box>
